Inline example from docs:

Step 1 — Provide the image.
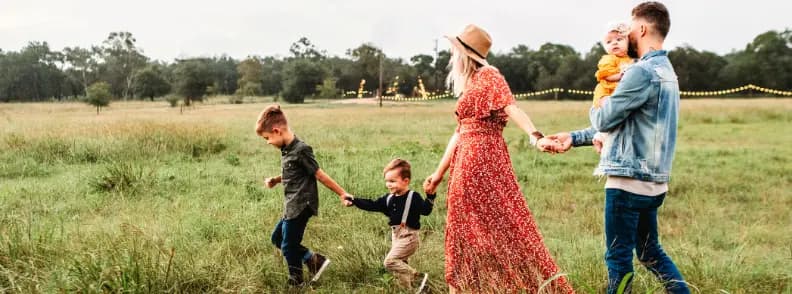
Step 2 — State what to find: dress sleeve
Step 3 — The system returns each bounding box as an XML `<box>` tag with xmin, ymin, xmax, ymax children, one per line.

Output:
<box><xmin>595</xmin><ymin>55</ymin><xmax>621</xmax><ymax>82</ymax></box>
<box><xmin>472</xmin><ymin>67</ymin><xmax>515</xmax><ymax>119</ymax></box>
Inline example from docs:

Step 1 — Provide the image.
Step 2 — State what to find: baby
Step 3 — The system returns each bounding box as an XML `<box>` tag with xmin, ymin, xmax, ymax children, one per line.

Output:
<box><xmin>593</xmin><ymin>22</ymin><xmax>634</xmax><ymax>153</ymax></box>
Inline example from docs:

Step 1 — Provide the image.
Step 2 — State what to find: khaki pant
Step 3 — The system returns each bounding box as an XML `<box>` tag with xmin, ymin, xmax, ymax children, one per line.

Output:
<box><xmin>384</xmin><ymin>226</ymin><xmax>420</xmax><ymax>288</ymax></box>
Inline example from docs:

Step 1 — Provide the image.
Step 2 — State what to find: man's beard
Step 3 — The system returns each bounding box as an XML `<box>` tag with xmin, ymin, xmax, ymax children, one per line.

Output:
<box><xmin>627</xmin><ymin>40</ymin><xmax>639</xmax><ymax>59</ymax></box>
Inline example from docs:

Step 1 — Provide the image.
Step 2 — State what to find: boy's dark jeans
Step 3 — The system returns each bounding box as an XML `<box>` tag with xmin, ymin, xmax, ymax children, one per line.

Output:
<box><xmin>271</xmin><ymin>208</ymin><xmax>314</xmax><ymax>283</ymax></box>
<box><xmin>605</xmin><ymin>189</ymin><xmax>690</xmax><ymax>294</ymax></box>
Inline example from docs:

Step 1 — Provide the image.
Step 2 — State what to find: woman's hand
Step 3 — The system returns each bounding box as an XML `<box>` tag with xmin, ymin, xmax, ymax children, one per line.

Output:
<box><xmin>536</xmin><ymin>133</ymin><xmax>574</xmax><ymax>154</ymax></box>
<box><xmin>423</xmin><ymin>172</ymin><xmax>444</xmax><ymax>195</ymax></box>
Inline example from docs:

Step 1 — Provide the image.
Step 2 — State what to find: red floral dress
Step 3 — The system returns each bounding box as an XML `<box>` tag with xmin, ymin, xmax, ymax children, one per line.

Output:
<box><xmin>444</xmin><ymin>66</ymin><xmax>574</xmax><ymax>293</ymax></box>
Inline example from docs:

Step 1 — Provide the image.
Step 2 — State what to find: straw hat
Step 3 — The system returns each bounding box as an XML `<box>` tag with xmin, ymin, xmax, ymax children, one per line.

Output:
<box><xmin>445</xmin><ymin>24</ymin><xmax>491</xmax><ymax>66</ymax></box>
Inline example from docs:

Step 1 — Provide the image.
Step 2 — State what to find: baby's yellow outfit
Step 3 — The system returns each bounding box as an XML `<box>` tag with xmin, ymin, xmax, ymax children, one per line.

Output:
<box><xmin>593</xmin><ymin>54</ymin><xmax>633</xmax><ymax>107</ymax></box>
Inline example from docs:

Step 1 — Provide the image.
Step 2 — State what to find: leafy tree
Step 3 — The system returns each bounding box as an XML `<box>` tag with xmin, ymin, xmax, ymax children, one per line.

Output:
<box><xmin>277</xmin><ymin>38</ymin><xmax>331</xmax><ymax>102</ymax></box>
<box><xmin>433</xmin><ymin>50</ymin><xmax>451</xmax><ymax>92</ymax></box>
<box><xmin>670</xmin><ymin>46</ymin><xmax>727</xmax><ymax>90</ymax></box>
<box><xmin>536</xmin><ymin>55</ymin><xmax>588</xmax><ymax>94</ymax></box>
<box><xmin>281</xmin><ymin>58</ymin><xmax>325</xmax><ymax>103</ymax></box>
<box><xmin>207</xmin><ymin>55</ymin><xmax>239</xmax><ymax>95</ymax></box>
<box><xmin>316</xmin><ymin>77</ymin><xmax>340</xmax><ymax>98</ymax></box>
<box><xmin>99</xmin><ymin>32</ymin><xmax>148</xmax><ymax>99</ymax></box>
<box><xmin>347</xmin><ymin>43</ymin><xmax>385</xmax><ymax>92</ymax></box>
<box><xmin>0</xmin><ymin>42</ymin><xmax>70</xmax><ymax>101</ymax></box>
<box><xmin>409</xmin><ymin>54</ymin><xmax>436</xmax><ymax>93</ymax></box>
<box><xmin>132</xmin><ymin>64</ymin><xmax>171</xmax><ymax>100</ymax></box>
<box><xmin>572</xmin><ymin>44</ymin><xmax>606</xmax><ymax>91</ymax></box>
<box><xmin>739</xmin><ymin>30</ymin><xmax>792</xmax><ymax>89</ymax></box>
<box><xmin>534</xmin><ymin>43</ymin><xmax>580</xmax><ymax>92</ymax></box>
<box><xmin>490</xmin><ymin>45</ymin><xmax>540</xmax><ymax>92</ymax></box>
<box><xmin>84</xmin><ymin>81</ymin><xmax>112</xmax><ymax>114</ymax></box>
<box><xmin>2</xmin><ymin>29</ymin><xmax>792</xmax><ymax>103</ymax></box>
<box><xmin>322</xmin><ymin>56</ymin><xmax>358</xmax><ymax>94</ymax></box>
<box><xmin>534</xmin><ymin>43</ymin><xmax>578</xmax><ymax>71</ymax></box>
<box><xmin>173</xmin><ymin>59</ymin><xmax>212</xmax><ymax>106</ymax></box>
<box><xmin>289</xmin><ymin>37</ymin><xmax>326</xmax><ymax>61</ymax></box>
<box><xmin>390</xmin><ymin>59</ymin><xmax>417</xmax><ymax>95</ymax></box>
<box><xmin>63</xmin><ymin>46</ymin><xmax>98</xmax><ymax>95</ymax></box>
<box><xmin>261</xmin><ymin>56</ymin><xmax>285</xmax><ymax>95</ymax></box>
<box><xmin>236</xmin><ymin>56</ymin><xmax>264</xmax><ymax>96</ymax></box>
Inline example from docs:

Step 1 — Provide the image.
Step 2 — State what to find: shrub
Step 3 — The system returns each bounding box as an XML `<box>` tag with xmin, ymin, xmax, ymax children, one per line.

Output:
<box><xmin>83</xmin><ymin>82</ymin><xmax>112</xmax><ymax>114</ymax></box>
<box><xmin>165</xmin><ymin>95</ymin><xmax>181</xmax><ymax>107</ymax></box>
<box><xmin>89</xmin><ymin>162</ymin><xmax>153</xmax><ymax>195</ymax></box>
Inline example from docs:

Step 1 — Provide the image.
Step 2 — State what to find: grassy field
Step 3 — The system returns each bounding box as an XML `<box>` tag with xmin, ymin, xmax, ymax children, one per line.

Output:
<box><xmin>0</xmin><ymin>98</ymin><xmax>790</xmax><ymax>293</ymax></box>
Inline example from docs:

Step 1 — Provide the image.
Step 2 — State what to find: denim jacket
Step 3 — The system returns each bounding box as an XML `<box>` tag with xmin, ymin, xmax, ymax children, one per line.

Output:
<box><xmin>571</xmin><ymin>50</ymin><xmax>679</xmax><ymax>183</ymax></box>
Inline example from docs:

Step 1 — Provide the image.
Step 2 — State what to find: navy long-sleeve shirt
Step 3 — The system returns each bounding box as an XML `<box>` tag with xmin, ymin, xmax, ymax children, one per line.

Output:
<box><xmin>349</xmin><ymin>190</ymin><xmax>435</xmax><ymax>230</ymax></box>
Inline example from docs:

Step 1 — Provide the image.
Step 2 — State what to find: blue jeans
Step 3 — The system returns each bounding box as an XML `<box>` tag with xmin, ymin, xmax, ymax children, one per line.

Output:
<box><xmin>605</xmin><ymin>189</ymin><xmax>689</xmax><ymax>294</ymax></box>
<box><xmin>271</xmin><ymin>208</ymin><xmax>314</xmax><ymax>282</ymax></box>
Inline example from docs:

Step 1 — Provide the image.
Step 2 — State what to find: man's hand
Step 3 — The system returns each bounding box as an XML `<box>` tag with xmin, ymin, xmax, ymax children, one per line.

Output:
<box><xmin>544</xmin><ymin>132</ymin><xmax>573</xmax><ymax>153</ymax></box>
<box><xmin>593</xmin><ymin>132</ymin><xmax>607</xmax><ymax>154</ymax></box>
<box><xmin>593</xmin><ymin>138</ymin><xmax>604</xmax><ymax>154</ymax></box>
<box><xmin>264</xmin><ymin>176</ymin><xmax>281</xmax><ymax>188</ymax></box>
<box><xmin>536</xmin><ymin>137</ymin><xmax>561</xmax><ymax>153</ymax></box>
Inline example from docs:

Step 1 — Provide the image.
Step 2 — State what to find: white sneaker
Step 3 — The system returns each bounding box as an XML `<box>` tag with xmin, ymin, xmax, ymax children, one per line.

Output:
<box><xmin>415</xmin><ymin>273</ymin><xmax>428</xmax><ymax>293</ymax></box>
<box><xmin>308</xmin><ymin>254</ymin><xmax>331</xmax><ymax>283</ymax></box>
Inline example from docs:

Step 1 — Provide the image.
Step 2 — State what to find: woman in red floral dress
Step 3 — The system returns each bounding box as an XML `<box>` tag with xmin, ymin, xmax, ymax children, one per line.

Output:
<box><xmin>423</xmin><ymin>25</ymin><xmax>574</xmax><ymax>293</ymax></box>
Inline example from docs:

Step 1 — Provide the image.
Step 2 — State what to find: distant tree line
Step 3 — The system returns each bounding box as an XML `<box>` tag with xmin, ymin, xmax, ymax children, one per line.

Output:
<box><xmin>1</xmin><ymin>29</ymin><xmax>790</xmax><ymax>104</ymax></box>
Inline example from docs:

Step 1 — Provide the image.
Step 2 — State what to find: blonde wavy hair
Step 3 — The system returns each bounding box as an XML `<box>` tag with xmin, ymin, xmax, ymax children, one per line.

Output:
<box><xmin>446</xmin><ymin>47</ymin><xmax>483</xmax><ymax>97</ymax></box>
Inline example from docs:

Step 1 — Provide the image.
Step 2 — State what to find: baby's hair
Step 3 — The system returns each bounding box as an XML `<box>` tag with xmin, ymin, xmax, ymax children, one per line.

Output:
<box><xmin>255</xmin><ymin>104</ymin><xmax>288</xmax><ymax>135</ymax></box>
<box><xmin>601</xmin><ymin>21</ymin><xmax>631</xmax><ymax>49</ymax></box>
<box><xmin>383</xmin><ymin>158</ymin><xmax>411</xmax><ymax>180</ymax></box>
<box><xmin>605</xmin><ymin>21</ymin><xmax>630</xmax><ymax>37</ymax></box>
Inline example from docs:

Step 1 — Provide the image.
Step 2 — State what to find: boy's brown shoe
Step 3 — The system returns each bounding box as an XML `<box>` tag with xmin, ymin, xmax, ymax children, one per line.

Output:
<box><xmin>306</xmin><ymin>253</ymin><xmax>330</xmax><ymax>283</ymax></box>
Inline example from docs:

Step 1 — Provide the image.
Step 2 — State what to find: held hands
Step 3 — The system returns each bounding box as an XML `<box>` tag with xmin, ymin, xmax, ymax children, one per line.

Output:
<box><xmin>263</xmin><ymin>177</ymin><xmax>281</xmax><ymax>188</ymax></box>
<box><xmin>341</xmin><ymin>193</ymin><xmax>354</xmax><ymax>207</ymax></box>
<box><xmin>535</xmin><ymin>137</ymin><xmax>562</xmax><ymax>154</ymax></box>
<box><xmin>536</xmin><ymin>132</ymin><xmax>573</xmax><ymax>154</ymax></box>
<box><xmin>423</xmin><ymin>172</ymin><xmax>443</xmax><ymax>195</ymax></box>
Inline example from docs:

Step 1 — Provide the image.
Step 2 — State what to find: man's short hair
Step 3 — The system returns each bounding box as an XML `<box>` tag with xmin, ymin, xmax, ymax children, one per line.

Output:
<box><xmin>632</xmin><ymin>1</ymin><xmax>671</xmax><ymax>39</ymax></box>
<box><xmin>255</xmin><ymin>104</ymin><xmax>288</xmax><ymax>135</ymax></box>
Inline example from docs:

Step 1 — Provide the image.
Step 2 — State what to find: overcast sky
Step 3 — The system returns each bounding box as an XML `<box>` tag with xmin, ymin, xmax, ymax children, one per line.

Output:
<box><xmin>1</xmin><ymin>0</ymin><xmax>790</xmax><ymax>61</ymax></box>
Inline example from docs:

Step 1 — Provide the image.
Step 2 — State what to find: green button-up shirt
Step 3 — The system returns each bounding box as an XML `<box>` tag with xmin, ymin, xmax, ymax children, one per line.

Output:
<box><xmin>280</xmin><ymin>136</ymin><xmax>320</xmax><ymax>220</ymax></box>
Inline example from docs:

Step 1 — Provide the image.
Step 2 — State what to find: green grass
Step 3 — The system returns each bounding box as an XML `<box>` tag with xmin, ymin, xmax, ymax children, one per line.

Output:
<box><xmin>0</xmin><ymin>98</ymin><xmax>790</xmax><ymax>293</ymax></box>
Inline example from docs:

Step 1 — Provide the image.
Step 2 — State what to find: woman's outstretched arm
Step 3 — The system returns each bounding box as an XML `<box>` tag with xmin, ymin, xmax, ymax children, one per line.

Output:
<box><xmin>424</xmin><ymin>131</ymin><xmax>458</xmax><ymax>194</ymax></box>
<box><xmin>504</xmin><ymin>104</ymin><xmax>539</xmax><ymax>135</ymax></box>
<box><xmin>504</xmin><ymin>104</ymin><xmax>563</xmax><ymax>153</ymax></box>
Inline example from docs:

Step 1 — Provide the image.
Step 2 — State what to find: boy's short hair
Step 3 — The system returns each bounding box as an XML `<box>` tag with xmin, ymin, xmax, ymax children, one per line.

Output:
<box><xmin>255</xmin><ymin>104</ymin><xmax>288</xmax><ymax>135</ymax></box>
<box><xmin>632</xmin><ymin>1</ymin><xmax>670</xmax><ymax>39</ymax></box>
<box><xmin>383</xmin><ymin>158</ymin><xmax>411</xmax><ymax>180</ymax></box>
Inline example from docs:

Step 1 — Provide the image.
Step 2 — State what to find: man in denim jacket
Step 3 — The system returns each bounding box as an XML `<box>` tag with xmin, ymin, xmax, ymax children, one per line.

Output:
<box><xmin>539</xmin><ymin>2</ymin><xmax>690</xmax><ymax>293</ymax></box>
